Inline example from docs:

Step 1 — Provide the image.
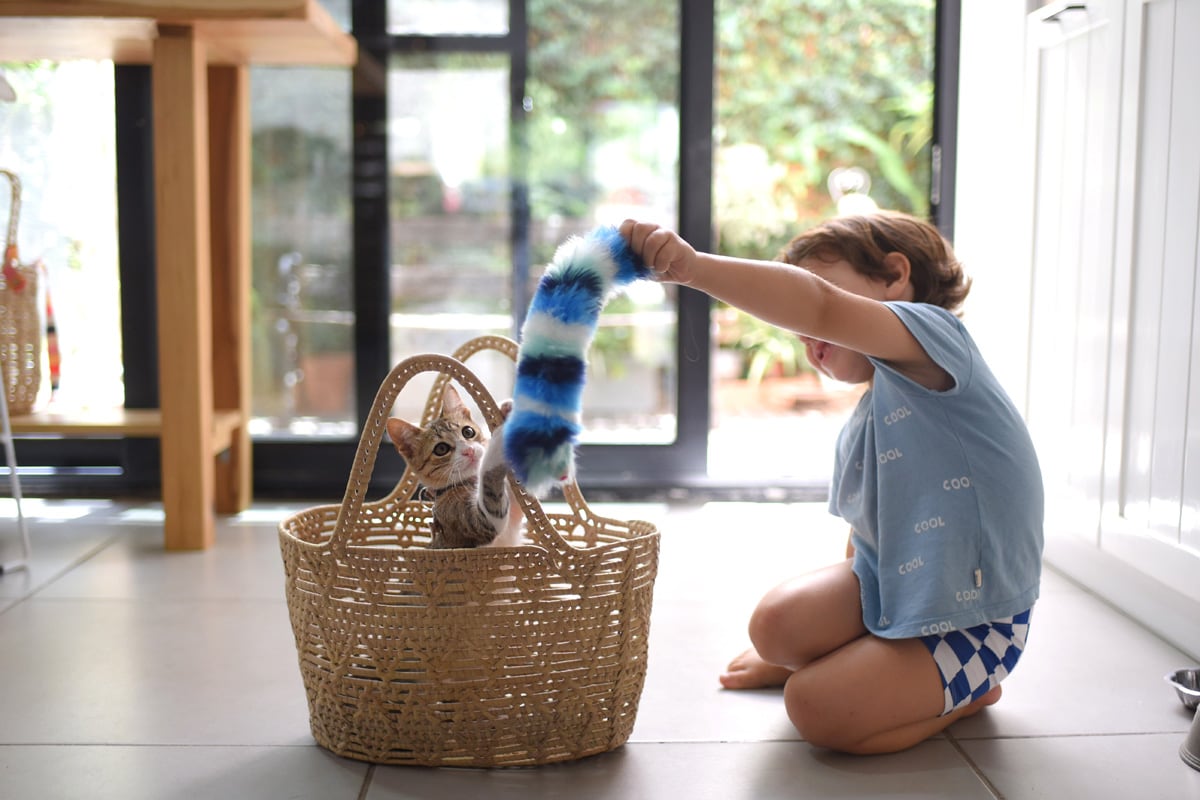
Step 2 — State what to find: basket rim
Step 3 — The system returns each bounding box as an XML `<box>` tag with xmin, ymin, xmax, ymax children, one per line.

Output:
<box><xmin>277</xmin><ymin>498</ymin><xmax>661</xmax><ymax>558</ymax></box>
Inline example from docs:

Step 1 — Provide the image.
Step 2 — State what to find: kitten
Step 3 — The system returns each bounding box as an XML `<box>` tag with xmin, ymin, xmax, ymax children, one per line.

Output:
<box><xmin>385</xmin><ymin>385</ymin><xmax>523</xmax><ymax>549</ymax></box>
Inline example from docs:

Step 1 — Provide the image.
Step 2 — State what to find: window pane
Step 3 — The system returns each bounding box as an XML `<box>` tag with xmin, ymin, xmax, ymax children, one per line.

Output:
<box><xmin>0</xmin><ymin>61</ymin><xmax>121</xmax><ymax>412</ymax></box>
<box><xmin>710</xmin><ymin>0</ymin><xmax>934</xmax><ymax>482</ymax></box>
<box><xmin>526</xmin><ymin>0</ymin><xmax>680</xmax><ymax>445</ymax></box>
<box><xmin>388</xmin><ymin>53</ymin><xmax>512</xmax><ymax>422</ymax></box>
<box><xmin>388</xmin><ymin>0</ymin><xmax>508</xmax><ymax>36</ymax></box>
<box><xmin>250</xmin><ymin>67</ymin><xmax>354</xmax><ymax>438</ymax></box>
<box><xmin>318</xmin><ymin>0</ymin><xmax>351</xmax><ymax>31</ymax></box>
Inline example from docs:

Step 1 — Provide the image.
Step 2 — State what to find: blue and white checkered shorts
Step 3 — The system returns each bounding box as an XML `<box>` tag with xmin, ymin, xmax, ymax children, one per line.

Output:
<box><xmin>919</xmin><ymin>608</ymin><xmax>1032</xmax><ymax>716</ymax></box>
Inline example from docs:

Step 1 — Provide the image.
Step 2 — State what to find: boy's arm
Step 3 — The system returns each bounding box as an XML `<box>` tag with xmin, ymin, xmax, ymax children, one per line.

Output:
<box><xmin>620</xmin><ymin>220</ymin><xmax>948</xmax><ymax>389</ymax></box>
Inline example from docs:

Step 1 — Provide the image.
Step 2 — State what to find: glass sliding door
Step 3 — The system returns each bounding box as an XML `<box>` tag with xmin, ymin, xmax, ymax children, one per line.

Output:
<box><xmin>248</xmin><ymin>1</ymin><xmax>355</xmax><ymax>441</ymax></box>
<box><xmin>380</xmin><ymin>0</ymin><xmax>700</xmax><ymax>491</ymax></box>
<box><xmin>521</xmin><ymin>0</ymin><xmax>681</xmax><ymax>448</ymax></box>
<box><xmin>387</xmin><ymin>51</ymin><xmax>515</xmax><ymax>423</ymax></box>
<box><xmin>708</xmin><ymin>0</ymin><xmax>937</xmax><ymax>487</ymax></box>
<box><xmin>249</xmin><ymin>67</ymin><xmax>355</xmax><ymax>439</ymax></box>
<box><xmin>239</xmin><ymin>0</ymin><xmax>944</xmax><ymax>498</ymax></box>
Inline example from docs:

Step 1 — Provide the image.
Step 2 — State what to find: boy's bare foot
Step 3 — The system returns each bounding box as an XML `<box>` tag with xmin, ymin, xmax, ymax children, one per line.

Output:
<box><xmin>943</xmin><ymin>684</ymin><xmax>1003</xmax><ymax>724</ymax></box>
<box><xmin>966</xmin><ymin>684</ymin><xmax>1003</xmax><ymax>713</ymax></box>
<box><xmin>719</xmin><ymin>647</ymin><xmax>794</xmax><ymax>689</ymax></box>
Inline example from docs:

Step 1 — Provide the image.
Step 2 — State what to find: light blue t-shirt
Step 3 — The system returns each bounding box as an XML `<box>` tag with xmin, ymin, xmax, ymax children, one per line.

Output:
<box><xmin>829</xmin><ymin>302</ymin><xmax>1044</xmax><ymax>639</ymax></box>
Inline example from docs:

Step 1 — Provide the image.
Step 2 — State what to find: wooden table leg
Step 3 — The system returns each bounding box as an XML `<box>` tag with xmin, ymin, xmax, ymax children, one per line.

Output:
<box><xmin>153</xmin><ymin>25</ymin><xmax>216</xmax><ymax>550</ymax></box>
<box><xmin>208</xmin><ymin>64</ymin><xmax>253</xmax><ymax>514</ymax></box>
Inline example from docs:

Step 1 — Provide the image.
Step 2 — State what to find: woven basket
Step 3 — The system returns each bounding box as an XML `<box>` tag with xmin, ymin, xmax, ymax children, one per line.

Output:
<box><xmin>0</xmin><ymin>170</ymin><xmax>41</xmax><ymax>415</ymax></box>
<box><xmin>279</xmin><ymin>335</ymin><xmax>660</xmax><ymax>767</ymax></box>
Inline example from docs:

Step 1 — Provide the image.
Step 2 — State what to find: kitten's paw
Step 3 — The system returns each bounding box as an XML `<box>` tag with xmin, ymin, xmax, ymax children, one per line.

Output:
<box><xmin>482</xmin><ymin>419</ymin><xmax>511</xmax><ymax>471</ymax></box>
<box><xmin>498</xmin><ymin>398</ymin><xmax>514</xmax><ymax>422</ymax></box>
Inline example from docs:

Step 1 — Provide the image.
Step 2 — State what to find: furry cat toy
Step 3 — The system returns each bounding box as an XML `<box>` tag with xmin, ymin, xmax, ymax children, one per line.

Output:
<box><xmin>503</xmin><ymin>225</ymin><xmax>652</xmax><ymax>495</ymax></box>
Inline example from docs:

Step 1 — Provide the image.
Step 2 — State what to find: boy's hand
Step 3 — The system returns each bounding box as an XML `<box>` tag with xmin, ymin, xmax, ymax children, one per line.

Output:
<box><xmin>619</xmin><ymin>220</ymin><xmax>697</xmax><ymax>286</ymax></box>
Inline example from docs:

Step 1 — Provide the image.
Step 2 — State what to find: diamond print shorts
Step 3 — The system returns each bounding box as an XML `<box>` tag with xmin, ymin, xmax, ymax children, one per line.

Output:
<box><xmin>919</xmin><ymin>608</ymin><xmax>1032</xmax><ymax>716</ymax></box>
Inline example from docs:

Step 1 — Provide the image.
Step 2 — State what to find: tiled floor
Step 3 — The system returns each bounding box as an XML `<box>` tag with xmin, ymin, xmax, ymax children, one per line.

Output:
<box><xmin>0</xmin><ymin>497</ymin><xmax>1197</xmax><ymax>799</ymax></box>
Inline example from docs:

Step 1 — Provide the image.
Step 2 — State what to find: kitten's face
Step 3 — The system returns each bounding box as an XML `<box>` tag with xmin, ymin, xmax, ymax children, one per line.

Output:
<box><xmin>386</xmin><ymin>385</ymin><xmax>487</xmax><ymax>490</ymax></box>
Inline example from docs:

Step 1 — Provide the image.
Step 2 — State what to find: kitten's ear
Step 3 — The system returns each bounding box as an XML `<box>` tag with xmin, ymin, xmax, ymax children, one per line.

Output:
<box><xmin>441</xmin><ymin>384</ymin><xmax>468</xmax><ymax>417</ymax></box>
<box><xmin>386</xmin><ymin>417</ymin><xmax>421</xmax><ymax>459</ymax></box>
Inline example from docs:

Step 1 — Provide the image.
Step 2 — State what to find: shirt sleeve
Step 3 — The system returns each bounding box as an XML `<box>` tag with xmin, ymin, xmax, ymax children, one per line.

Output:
<box><xmin>876</xmin><ymin>302</ymin><xmax>974</xmax><ymax>394</ymax></box>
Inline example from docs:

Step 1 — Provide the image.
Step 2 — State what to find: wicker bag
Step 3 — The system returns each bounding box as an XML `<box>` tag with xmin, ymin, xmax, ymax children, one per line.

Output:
<box><xmin>0</xmin><ymin>170</ymin><xmax>41</xmax><ymax>415</ymax></box>
<box><xmin>279</xmin><ymin>335</ymin><xmax>660</xmax><ymax>767</ymax></box>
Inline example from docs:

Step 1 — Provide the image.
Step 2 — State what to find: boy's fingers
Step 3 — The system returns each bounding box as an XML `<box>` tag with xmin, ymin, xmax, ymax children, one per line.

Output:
<box><xmin>644</xmin><ymin>229</ymin><xmax>673</xmax><ymax>273</ymax></box>
<box><xmin>640</xmin><ymin>231</ymin><xmax>660</xmax><ymax>268</ymax></box>
<box><xmin>620</xmin><ymin>220</ymin><xmax>675</xmax><ymax>276</ymax></box>
<box><xmin>619</xmin><ymin>219</ymin><xmax>649</xmax><ymax>250</ymax></box>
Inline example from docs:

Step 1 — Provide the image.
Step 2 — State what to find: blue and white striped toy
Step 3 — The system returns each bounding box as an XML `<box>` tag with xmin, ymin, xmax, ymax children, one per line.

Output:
<box><xmin>503</xmin><ymin>225</ymin><xmax>652</xmax><ymax>495</ymax></box>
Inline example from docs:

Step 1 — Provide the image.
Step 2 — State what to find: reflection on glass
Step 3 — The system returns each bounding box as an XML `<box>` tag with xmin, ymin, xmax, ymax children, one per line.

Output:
<box><xmin>525</xmin><ymin>0</ymin><xmax>680</xmax><ymax>444</ymax></box>
<box><xmin>710</xmin><ymin>0</ymin><xmax>933</xmax><ymax>482</ymax></box>
<box><xmin>388</xmin><ymin>53</ymin><xmax>512</xmax><ymax>422</ymax></box>
<box><xmin>387</xmin><ymin>0</ymin><xmax>508</xmax><ymax>35</ymax></box>
<box><xmin>250</xmin><ymin>67</ymin><xmax>354</xmax><ymax>437</ymax></box>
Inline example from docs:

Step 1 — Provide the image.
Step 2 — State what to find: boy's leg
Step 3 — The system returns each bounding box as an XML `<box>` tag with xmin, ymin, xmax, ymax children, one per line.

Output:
<box><xmin>721</xmin><ymin>559</ymin><xmax>866</xmax><ymax>689</ymax></box>
<box><xmin>782</xmin><ymin>629</ymin><xmax>996</xmax><ymax>754</ymax></box>
<box><xmin>720</xmin><ymin>558</ymin><xmax>997</xmax><ymax>753</ymax></box>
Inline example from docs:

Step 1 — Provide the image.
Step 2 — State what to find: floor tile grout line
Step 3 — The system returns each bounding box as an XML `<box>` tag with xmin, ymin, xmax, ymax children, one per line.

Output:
<box><xmin>0</xmin><ymin>742</ymin><xmax>327</xmax><ymax>749</ymax></box>
<box><xmin>945</xmin><ymin>732</ymin><xmax>1006</xmax><ymax>800</ymax></box>
<box><xmin>14</xmin><ymin>595</ymin><xmax>292</xmax><ymax>605</ymax></box>
<box><xmin>0</xmin><ymin>730</ymin><xmax>1187</xmax><ymax>748</ymax></box>
<box><xmin>0</xmin><ymin>532</ymin><xmax>124</xmax><ymax>615</ymax></box>
<box><xmin>357</xmin><ymin>764</ymin><xmax>375</xmax><ymax>800</ymax></box>
<box><xmin>951</xmin><ymin>729</ymin><xmax>1194</xmax><ymax>741</ymax></box>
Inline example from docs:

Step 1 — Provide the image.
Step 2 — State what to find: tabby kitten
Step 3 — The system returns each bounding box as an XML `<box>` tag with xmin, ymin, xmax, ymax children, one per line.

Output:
<box><xmin>385</xmin><ymin>385</ymin><xmax>523</xmax><ymax>549</ymax></box>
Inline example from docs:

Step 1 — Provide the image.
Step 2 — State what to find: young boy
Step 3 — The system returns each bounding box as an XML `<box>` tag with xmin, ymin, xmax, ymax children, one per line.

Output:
<box><xmin>620</xmin><ymin>213</ymin><xmax>1043</xmax><ymax>755</ymax></box>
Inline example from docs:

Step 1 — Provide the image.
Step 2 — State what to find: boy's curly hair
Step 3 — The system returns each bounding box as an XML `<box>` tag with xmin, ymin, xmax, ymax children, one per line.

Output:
<box><xmin>777</xmin><ymin>211</ymin><xmax>971</xmax><ymax>313</ymax></box>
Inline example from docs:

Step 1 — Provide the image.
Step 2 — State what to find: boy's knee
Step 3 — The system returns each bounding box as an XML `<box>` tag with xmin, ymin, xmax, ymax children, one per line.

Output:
<box><xmin>783</xmin><ymin>672</ymin><xmax>850</xmax><ymax>750</ymax></box>
<box><xmin>747</xmin><ymin>598</ymin><xmax>793</xmax><ymax>667</ymax></box>
<box><xmin>748</xmin><ymin>590</ymin><xmax>828</xmax><ymax>669</ymax></box>
<box><xmin>784</xmin><ymin>673</ymin><xmax>821</xmax><ymax>737</ymax></box>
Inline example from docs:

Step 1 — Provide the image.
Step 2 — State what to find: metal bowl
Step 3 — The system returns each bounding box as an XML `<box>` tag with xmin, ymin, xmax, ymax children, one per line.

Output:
<box><xmin>1166</xmin><ymin>668</ymin><xmax>1200</xmax><ymax>711</ymax></box>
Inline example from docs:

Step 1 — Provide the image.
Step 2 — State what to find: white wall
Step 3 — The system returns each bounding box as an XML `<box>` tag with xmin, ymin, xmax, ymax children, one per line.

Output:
<box><xmin>954</xmin><ymin>3</ymin><xmax>1033</xmax><ymax>408</ymax></box>
<box><xmin>956</xmin><ymin>0</ymin><xmax>1200</xmax><ymax>661</ymax></box>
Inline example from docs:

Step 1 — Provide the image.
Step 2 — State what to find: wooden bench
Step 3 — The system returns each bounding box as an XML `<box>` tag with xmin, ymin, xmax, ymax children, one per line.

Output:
<box><xmin>9</xmin><ymin>408</ymin><xmax>244</xmax><ymax>456</ymax></box>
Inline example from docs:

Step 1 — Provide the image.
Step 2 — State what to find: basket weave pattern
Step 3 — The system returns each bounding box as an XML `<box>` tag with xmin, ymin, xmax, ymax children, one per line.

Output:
<box><xmin>279</xmin><ymin>336</ymin><xmax>660</xmax><ymax>767</ymax></box>
<box><xmin>0</xmin><ymin>169</ymin><xmax>41</xmax><ymax>415</ymax></box>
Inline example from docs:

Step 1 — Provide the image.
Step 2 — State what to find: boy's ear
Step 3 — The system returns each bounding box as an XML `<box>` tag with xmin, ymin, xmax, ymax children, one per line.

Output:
<box><xmin>881</xmin><ymin>252</ymin><xmax>913</xmax><ymax>300</ymax></box>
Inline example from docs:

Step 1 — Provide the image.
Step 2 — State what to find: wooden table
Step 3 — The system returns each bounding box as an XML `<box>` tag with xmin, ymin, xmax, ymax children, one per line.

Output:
<box><xmin>0</xmin><ymin>1</ymin><xmax>357</xmax><ymax>549</ymax></box>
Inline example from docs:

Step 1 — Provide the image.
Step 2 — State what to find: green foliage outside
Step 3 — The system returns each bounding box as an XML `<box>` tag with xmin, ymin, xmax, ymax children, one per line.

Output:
<box><xmin>715</xmin><ymin>0</ymin><xmax>935</xmax><ymax>261</ymax></box>
<box><xmin>522</xmin><ymin>0</ymin><xmax>934</xmax><ymax>263</ymax></box>
<box><xmin>244</xmin><ymin>1</ymin><xmax>934</xmax><ymax>392</ymax></box>
<box><xmin>715</xmin><ymin>0</ymin><xmax>934</xmax><ymax>380</ymax></box>
<box><xmin>523</xmin><ymin>1</ymin><xmax>934</xmax><ymax>382</ymax></box>
<box><xmin>525</xmin><ymin>0</ymin><xmax>677</xmax><ymax>260</ymax></box>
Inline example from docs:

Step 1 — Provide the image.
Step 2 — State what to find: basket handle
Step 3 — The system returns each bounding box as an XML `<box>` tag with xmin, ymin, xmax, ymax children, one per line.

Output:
<box><xmin>1</xmin><ymin>169</ymin><xmax>19</xmax><ymax>253</ymax></box>
<box><xmin>422</xmin><ymin>334</ymin><xmax>520</xmax><ymax>426</ymax></box>
<box><xmin>364</xmin><ymin>334</ymin><xmax>524</xmax><ymax>510</ymax></box>
<box><xmin>329</xmin><ymin>347</ymin><xmax>576</xmax><ymax>561</ymax></box>
<box><xmin>0</xmin><ymin>169</ymin><xmax>27</xmax><ymax>291</ymax></box>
